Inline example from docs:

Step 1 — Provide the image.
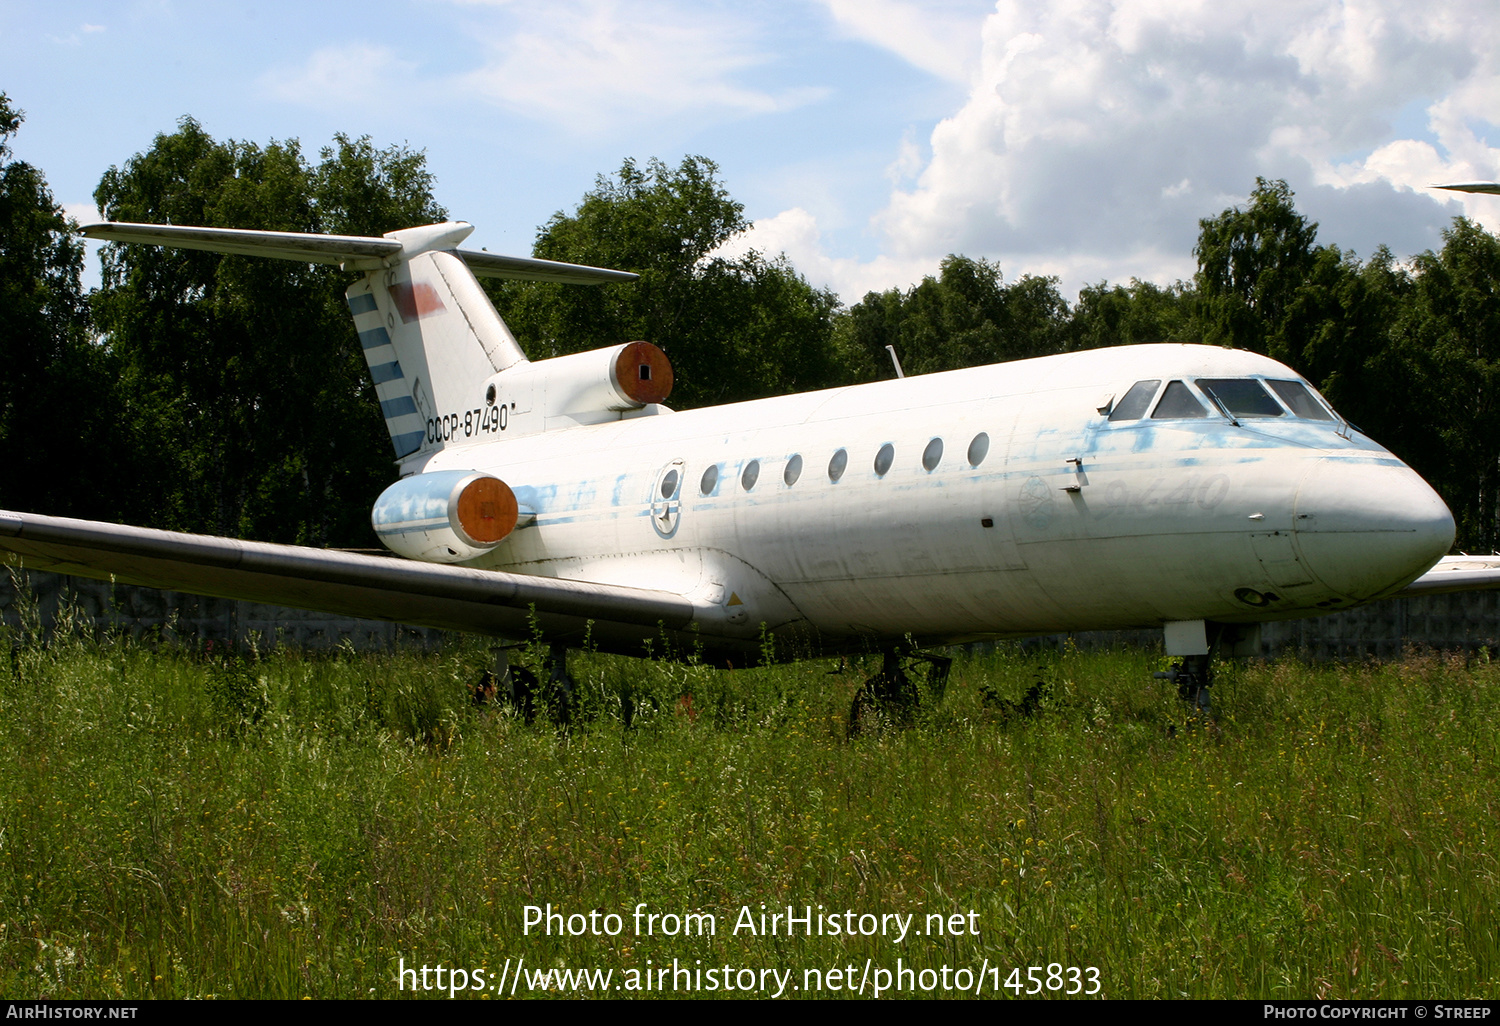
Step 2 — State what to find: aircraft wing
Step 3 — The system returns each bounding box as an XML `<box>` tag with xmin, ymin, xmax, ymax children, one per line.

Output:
<box><xmin>1433</xmin><ymin>182</ymin><xmax>1500</xmax><ymax>195</ymax></box>
<box><xmin>1395</xmin><ymin>555</ymin><xmax>1500</xmax><ymax>596</ymax></box>
<box><xmin>0</xmin><ymin>511</ymin><xmax>699</xmax><ymax>649</ymax></box>
<box><xmin>77</xmin><ymin>222</ymin><xmax>638</xmax><ymax>284</ymax></box>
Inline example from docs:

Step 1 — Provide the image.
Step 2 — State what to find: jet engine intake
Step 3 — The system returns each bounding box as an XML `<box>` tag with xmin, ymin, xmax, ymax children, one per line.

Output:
<box><xmin>372</xmin><ymin>470</ymin><xmax>518</xmax><ymax>563</ymax></box>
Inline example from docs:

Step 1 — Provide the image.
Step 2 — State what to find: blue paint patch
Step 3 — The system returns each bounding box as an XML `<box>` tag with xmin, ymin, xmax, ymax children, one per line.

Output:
<box><xmin>369</xmin><ymin>361</ymin><xmax>404</xmax><ymax>385</ymax></box>
<box><xmin>391</xmin><ymin>431</ymin><xmax>424</xmax><ymax>457</ymax></box>
<box><xmin>608</xmin><ymin>474</ymin><xmax>629</xmax><ymax>507</ymax></box>
<box><xmin>380</xmin><ymin>396</ymin><xmax>418</xmax><ymax>418</ymax></box>
<box><xmin>359</xmin><ymin>326</ymin><xmax>392</xmax><ymax>350</ymax></box>
<box><xmin>347</xmin><ymin>293</ymin><xmax>378</xmax><ymax>315</ymax></box>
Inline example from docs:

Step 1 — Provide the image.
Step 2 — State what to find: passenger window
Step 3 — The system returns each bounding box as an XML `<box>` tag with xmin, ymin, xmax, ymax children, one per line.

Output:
<box><xmin>1151</xmin><ymin>380</ymin><xmax>1208</xmax><ymax>419</ymax></box>
<box><xmin>700</xmin><ymin>465</ymin><xmax>719</xmax><ymax>495</ymax></box>
<box><xmin>660</xmin><ymin>469</ymin><xmax>680</xmax><ymax>498</ymax></box>
<box><xmin>741</xmin><ymin>460</ymin><xmax>760</xmax><ymax>491</ymax></box>
<box><xmin>1109</xmin><ymin>379</ymin><xmax>1161</xmax><ymax>421</ymax></box>
<box><xmin>874</xmin><ymin>443</ymin><xmax>895</xmax><ymax>476</ymax></box>
<box><xmin>1268</xmin><ymin>379</ymin><xmax>1334</xmax><ymax>420</ymax></box>
<box><xmin>784</xmin><ymin>454</ymin><xmax>803</xmax><ymax>486</ymax></box>
<box><xmin>1197</xmin><ymin>378</ymin><xmax>1284</xmax><ymax>417</ymax></box>
<box><xmin>828</xmin><ymin>448</ymin><xmax>848</xmax><ymax>482</ymax></box>
<box><xmin>922</xmin><ymin>437</ymin><xmax>943</xmax><ymax>472</ymax></box>
<box><xmin>967</xmin><ymin>432</ymin><xmax>990</xmax><ymax>467</ymax></box>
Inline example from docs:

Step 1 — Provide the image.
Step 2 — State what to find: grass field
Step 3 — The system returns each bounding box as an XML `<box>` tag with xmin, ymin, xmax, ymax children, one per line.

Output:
<box><xmin>1</xmin><ymin>598</ymin><xmax>1496</xmax><ymax>999</ymax></box>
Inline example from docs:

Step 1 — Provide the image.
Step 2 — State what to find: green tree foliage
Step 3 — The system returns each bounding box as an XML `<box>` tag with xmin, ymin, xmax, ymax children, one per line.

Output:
<box><xmin>0</xmin><ymin>94</ymin><xmax>117</xmax><ymax>519</ymax></box>
<box><xmin>836</xmin><ymin>255</ymin><xmax>1069</xmax><ymax>381</ymax></box>
<box><xmin>92</xmin><ymin>120</ymin><xmax>445</xmax><ymax>545</ymax></box>
<box><xmin>1392</xmin><ymin>219</ymin><xmax>1500</xmax><ymax>551</ymax></box>
<box><xmin>1067</xmin><ymin>278</ymin><xmax>1194</xmax><ymax>351</ymax></box>
<box><xmin>1193</xmin><ymin>177</ymin><xmax>1320</xmax><ymax>355</ymax></box>
<box><xmin>489</xmin><ymin>157</ymin><xmax>842</xmax><ymax>408</ymax></box>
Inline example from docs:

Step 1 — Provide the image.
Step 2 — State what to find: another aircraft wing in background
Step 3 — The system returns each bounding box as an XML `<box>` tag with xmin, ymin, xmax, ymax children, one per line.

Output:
<box><xmin>1432</xmin><ymin>182</ymin><xmax>1500</xmax><ymax>196</ymax></box>
<box><xmin>0</xmin><ymin>511</ymin><xmax>700</xmax><ymax>650</ymax></box>
<box><xmin>77</xmin><ymin>222</ymin><xmax>639</xmax><ymax>284</ymax></box>
<box><xmin>1396</xmin><ymin>555</ymin><xmax>1500</xmax><ymax>597</ymax></box>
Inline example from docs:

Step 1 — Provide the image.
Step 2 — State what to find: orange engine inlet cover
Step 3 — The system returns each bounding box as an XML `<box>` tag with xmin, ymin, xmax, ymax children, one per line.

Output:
<box><xmin>455</xmin><ymin>476</ymin><xmax>519</xmax><ymax>545</ymax></box>
<box><xmin>615</xmin><ymin>341</ymin><xmax>674</xmax><ymax>406</ymax></box>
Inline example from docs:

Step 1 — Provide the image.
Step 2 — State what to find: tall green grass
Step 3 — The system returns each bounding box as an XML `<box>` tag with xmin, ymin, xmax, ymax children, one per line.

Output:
<box><xmin>0</xmin><ymin>609</ymin><xmax>1495</xmax><ymax>998</ymax></box>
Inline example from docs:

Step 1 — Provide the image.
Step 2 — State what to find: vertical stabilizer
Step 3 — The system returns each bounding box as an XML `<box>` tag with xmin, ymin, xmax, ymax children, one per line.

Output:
<box><xmin>344</xmin><ymin>223</ymin><xmax>530</xmax><ymax>465</ymax></box>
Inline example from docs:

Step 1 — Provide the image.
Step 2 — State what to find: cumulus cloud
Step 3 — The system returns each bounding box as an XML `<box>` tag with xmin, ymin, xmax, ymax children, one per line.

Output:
<box><xmin>457</xmin><ymin>0</ymin><xmax>823</xmax><ymax>136</ymax></box>
<box><xmin>765</xmin><ymin>0</ymin><xmax>1500</xmax><ymax>303</ymax></box>
<box><xmin>715</xmin><ymin>206</ymin><xmax>936</xmax><ymax>301</ymax></box>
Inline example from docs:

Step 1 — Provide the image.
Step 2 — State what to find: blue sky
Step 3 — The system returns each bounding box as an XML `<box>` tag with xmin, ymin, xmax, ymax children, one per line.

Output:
<box><xmin>4</xmin><ymin>0</ymin><xmax>1498</xmax><ymax>303</ymax></box>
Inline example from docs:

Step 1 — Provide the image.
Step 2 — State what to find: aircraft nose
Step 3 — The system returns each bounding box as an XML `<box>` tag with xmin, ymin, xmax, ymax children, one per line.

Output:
<box><xmin>1293</xmin><ymin>457</ymin><xmax>1455</xmax><ymax>599</ymax></box>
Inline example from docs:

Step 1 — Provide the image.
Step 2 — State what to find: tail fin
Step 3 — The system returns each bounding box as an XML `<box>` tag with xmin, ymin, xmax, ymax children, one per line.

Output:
<box><xmin>78</xmin><ymin>219</ymin><xmax>637</xmax><ymax>466</ymax></box>
<box><xmin>345</xmin><ymin>223</ymin><xmax>526</xmax><ymax>463</ymax></box>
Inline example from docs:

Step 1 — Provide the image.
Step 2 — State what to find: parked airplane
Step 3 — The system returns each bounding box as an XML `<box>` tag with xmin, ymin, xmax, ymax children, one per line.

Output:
<box><xmin>2</xmin><ymin>218</ymin><xmax>1496</xmax><ymax>706</ymax></box>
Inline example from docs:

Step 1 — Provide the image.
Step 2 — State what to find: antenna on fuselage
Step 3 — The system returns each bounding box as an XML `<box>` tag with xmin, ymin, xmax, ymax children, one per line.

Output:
<box><xmin>885</xmin><ymin>345</ymin><xmax>905</xmax><ymax>379</ymax></box>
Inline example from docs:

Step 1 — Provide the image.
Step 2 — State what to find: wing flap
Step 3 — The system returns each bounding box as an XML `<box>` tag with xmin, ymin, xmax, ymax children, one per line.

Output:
<box><xmin>0</xmin><ymin>511</ymin><xmax>696</xmax><ymax>642</ymax></box>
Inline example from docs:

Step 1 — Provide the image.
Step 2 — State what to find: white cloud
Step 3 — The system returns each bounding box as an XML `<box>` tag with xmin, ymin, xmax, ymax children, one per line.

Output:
<box><xmin>715</xmin><ymin>206</ymin><xmax>934</xmax><ymax>301</ymax></box>
<box><xmin>457</xmin><ymin>1</ymin><xmax>823</xmax><ymax>136</ymax></box>
<box><xmin>845</xmin><ymin>0</ymin><xmax>1500</xmax><ymax>298</ymax></box>
<box><xmin>817</xmin><ymin>0</ymin><xmax>990</xmax><ymax>83</ymax></box>
<box><xmin>50</xmin><ymin>22</ymin><xmax>106</xmax><ymax>46</ymax></box>
<box><xmin>258</xmin><ymin>43</ymin><xmax>423</xmax><ymax>112</ymax></box>
<box><xmin>61</xmin><ymin>202</ymin><xmax>103</xmax><ymax>226</ymax></box>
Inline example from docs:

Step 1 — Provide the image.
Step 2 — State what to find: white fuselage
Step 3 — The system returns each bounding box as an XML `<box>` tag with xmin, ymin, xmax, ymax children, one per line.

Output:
<box><xmin>412</xmin><ymin>344</ymin><xmax>1454</xmax><ymax>652</ymax></box>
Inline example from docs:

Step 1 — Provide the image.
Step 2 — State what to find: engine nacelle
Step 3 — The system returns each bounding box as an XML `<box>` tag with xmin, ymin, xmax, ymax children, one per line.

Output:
<box><xmin>537</xmin><ymin>340</ymin><xmax>672</xmax><ymax>414</ymax></box>
<box><xmin>480</xmin><ymin>341</ymin><xmax>674</xmax><ymax>434</ymax></box>
<box><xmin>372</xmin><ymin>470</ymin><xmax>518</xmax><ymax>563</ymax></box>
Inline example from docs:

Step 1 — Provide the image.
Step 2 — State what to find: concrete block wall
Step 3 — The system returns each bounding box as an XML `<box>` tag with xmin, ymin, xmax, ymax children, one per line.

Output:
<box><xmin>3</xmin><ymin>568</ymin><xmax>1498</xmax><ymax>659</ymax></box>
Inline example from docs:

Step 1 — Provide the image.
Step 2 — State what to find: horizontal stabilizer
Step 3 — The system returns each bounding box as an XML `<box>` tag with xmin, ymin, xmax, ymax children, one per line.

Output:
<box><xmin>1397</xmin><ymin>555</ymin><xmax>1500</xmax><ymax>596</ymax></box>
<box><xmin>78</xmin><ymin>221</ymin><xmax>400</xmax><ymax>264</ymax></box>
<box><xmin>0</xmin><ymin>510</ymin><xmax>695</xmax><ymax>646</ymax></box>
<box><xmin>458</xmin><ymin>248</ymin><xmax>638</xmax><ymax>284</ymax></box>
<box><xmin>78</xmin><ymin>221</ymin><xmax>638</xmax><ymax>284</ymax></box>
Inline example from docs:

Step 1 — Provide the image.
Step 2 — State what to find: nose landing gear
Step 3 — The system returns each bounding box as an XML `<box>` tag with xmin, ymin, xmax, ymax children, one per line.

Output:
<box><xmin>1154</xmin><ymin>654</ymin><xmax>1213</xmax><ymax>717</ymax></box>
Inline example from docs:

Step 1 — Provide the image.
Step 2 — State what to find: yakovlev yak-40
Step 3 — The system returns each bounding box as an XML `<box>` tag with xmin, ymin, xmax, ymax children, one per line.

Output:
<box><xmin>3</xmin><ymin>218</ymin><xmax>1497</xmax><ymax>708</ymax></box>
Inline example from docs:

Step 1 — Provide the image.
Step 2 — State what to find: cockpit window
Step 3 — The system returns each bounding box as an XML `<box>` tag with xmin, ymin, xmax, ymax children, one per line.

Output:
<box><xmin>1151</xmin><ymin>380</ymin><xmax>1208</xmax><ymax>419</ymax></box>
<box><xmin>1267</xmin><ymin>379</ymin><xmax>1334</xmax><ymax>420</ymax></box>
<box><xmin>1196</xmin><ymin>378</ymin><xmax>1284</xmax><ymax>418</ymax></box>
<box><xmin>1109</xmin><ymin>379</ymin><xmax>1160</xmax><ymax>421</ymax></box>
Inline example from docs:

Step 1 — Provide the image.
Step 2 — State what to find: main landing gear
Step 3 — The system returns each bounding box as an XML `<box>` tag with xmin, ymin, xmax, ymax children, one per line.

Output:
<box><xmin>476</xmin><ymin>643</ymin><xmax>575</xmax><ymax>724</ymax></box>
<box><xmin>848</xmin><ymin>648</ymin><xmax>951</xmax><ymax>735</ymax></box>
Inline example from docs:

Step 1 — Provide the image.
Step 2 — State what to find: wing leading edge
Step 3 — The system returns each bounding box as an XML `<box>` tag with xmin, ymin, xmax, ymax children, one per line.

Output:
<box><xmin>1395</xmin><ymin>555</ymin><xmax>1500</xmax><ymax>596</ymax></box>
<box><xmin>0</xmin><ymin>511</ymin><xmax>712</xmax><ymax>655</ymax></box>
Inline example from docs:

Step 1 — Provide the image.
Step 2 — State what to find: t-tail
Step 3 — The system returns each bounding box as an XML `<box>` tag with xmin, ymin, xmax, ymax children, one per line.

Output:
<box><xmin>78</xmin><ymin>220</ymin><xmax>674</xmax><ymax>475</ymax></box>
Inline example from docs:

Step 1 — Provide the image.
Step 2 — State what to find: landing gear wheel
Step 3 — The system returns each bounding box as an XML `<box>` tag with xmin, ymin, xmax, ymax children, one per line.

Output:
<box><xmin>1154</xmin><ymin>653</ymin><xmax>1213</xmax><ymax>719</ymax></box>
<box><xmin>849</xmin><ymin>650</ymin><xmax>918</xmax><ymax>735</ymax></box>
<box><xmin>543</xmin><ymin>643</ymin><xmax>575</xmax><ymax>725</ymax></box>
